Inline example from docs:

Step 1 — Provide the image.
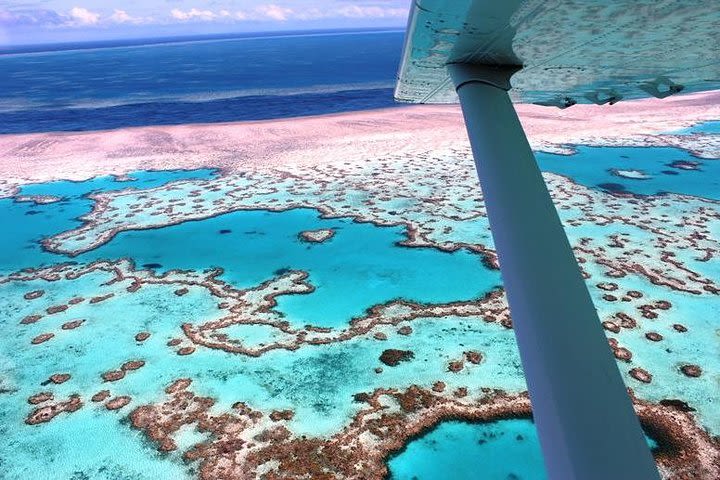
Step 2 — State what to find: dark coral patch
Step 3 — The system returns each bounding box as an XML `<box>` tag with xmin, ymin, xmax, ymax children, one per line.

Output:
<box><xmin>49</xmin><ymin>373</ymin><xmax>71</xmax><ymax>384</ymax></box>
<box><xmin>602</xmin><ymin>321</ymin><xmax>621</xmax><ymax>333</ymax></box>
<box><xmin>464</xmin><ymin>351</ymin><xmax>482</xmax><ymax>364</ymax></box>
<box><xmin>61</xmin><ymin>319</ymin><xmax>85</xmax><ymax>330</ymax></box>
<box><xmin>379</xmin><ymin>349</ymin><xmax>414</xmax><ymax>367</ymax></box>
<box><xmin>397</xmin><ymin>326</ymin><xmax>413</xmax><ymax>336</ymax></box>
<box><xmin>613</xmin><ymin>347</ymin><xmax>633</xmax><ymax>362</ymax></box>
<box><xmin>25</xmin><ymin>395</ymin><xmax>82</xmax><ymax>425</ymax></box>
<box><xmin>102</xmin><ymin>370</ymin><xmax>126</xmax><ymax>382</ymax></box>
<box><xmin>655</xmin><ymin>300</ymin><xmax>672</xmax><ymax>310</ymax></box>
<box><xmin>645</xmin><ymin>332</ymin><xmax>663</xmax><ymax>342</ymax></box>
<box><xmin>121</xmin><ymin>360</ymin><xmax>145</xmax><ymax>371</ymax></box>
<box><xmin>353</xmin><ymin>393</ymin><xmax>371</xmax><ymax>403</ymax></box>
<box><xmin>28</xmin><ymin>392</ymin><xmax>53</xmax><ymax>405</ymax></box>
<box><xmin>614</xmin><ymin>312</ymin><xmax>637</xmax><ymax>329</ymax></box>
<box><xmin>269</xmin><ymin>410</ymin><xmax>294</xmax><ymax>422</ymax></box>
<box><xmin>135</xmin><ymin>332</ymin><xmax>151</xmax><ymax>342</ymax></box>
<box><xmin>105</xmin><ymin>396</ymin><xmax>132</xmax><ymax>410</ymax></box>
<box><xmin>23</xmin><ymin>290</ymin><xmax>44</xmax><ymax>300</ymax></box>
<box><xmin>31</xmin><ymin>333</ymin><xmax>54</xmax><ymax>345</ymax></box>
<box><xmin>92</xmin><ymin>390</ymin><xmax>111</xmax><ymax>402</ymax></box>
<box><xmin>177</xmin><ymin>346</ymin><xmax>196</xmax><ymax>356</ymax></box>
<box><xmin>629</xmin><ymin>367</ymin><xmax>652</xmax><ymax>384</ymax></box>
<box><xmin>453</xmin><ymin>387</ymin><xmax>468</xmax><ymax>398</ymax></box>
<box><xmin>659</xmin><ymin>399</ymin><xmax>695</xmax><ymax>413</ymax></box>
<box><xmin>448</xmin><ymin>360</ymin><xmax>464</xmax><ymax>372</ymax></box>
<box><xmin>20</xmin><ymin>315</ymin><xmax>42</xmax><ymax>325</ymax></box>
<box><xmin>668</xmin><ymin>160</ymin><xmax>701</xmax><ymax>170</ymax></box>
<box><xmin>596</xmin><ymin>282</ymin><xmax>618</xmax><ymax>291</ymax></box>
<box><xmin>46</xmin><ymin>305</ymin><xmax>68</xmax><ymax>315</ymax></box>
<box><xmin>89</xmin><ymin>293</ymin><xmax>114</xmax><ymax>304</ymax></box>
<box><xmin>680</xmin><ymin>364</ymin><xmax>702</xmax><ymax>378</ymax></box>
<box><xmin>298</xmin><ymin>228</ymin><xmax>335</xmax><ymax>243</ymax></box>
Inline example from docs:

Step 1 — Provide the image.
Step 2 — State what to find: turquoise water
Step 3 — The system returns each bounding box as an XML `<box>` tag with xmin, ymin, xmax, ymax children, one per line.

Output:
<box><xmin>0</xmin><ymin>270</ymin><xmax>215</xmax><ymax>479</ymax></box>
<box><xmin>388</xmin><ymin>419</ymin><xmax>659</xmax><ymax>480</ymax></box>
<box><xmin>2</xmin><ymin>132</ymin><xmax>719</xmax><ymax>478</ymax></box>
<box><xmin>0</xmin><ymin>403</ymin><xmax>193</xmax><ymax>480</ymax></box>
<box><xmin>0</xmin><ymin>168</ymin><xmax>513</xmax><ymax>479</ymax></box>
<box><xmin>388</xmin><ymin>419</ymin><xmax>547</xmax><ymax>480</ymax></box>
<box><xmin>536</xmin><ymin>146</ymin><xmax>720</xmax><ymax>199</ymax></box>
<box><xmin>3</xmin><ymin>166</ymin><xmax>501</xmax><ymax>331</ymax></box>
<box><xmin>0</xmin><ymin>275</ymin><xmax>523</xmax><ymax>478</ymax></box>
<box><xmin>668</xmin><ymin>120</ymin><xmax>720</xmax><ymax>135</ymax></box>
<box><xmin>0</xmin><ymin>169</ymin><xmax>217</xmax><ymax>274</ymax></box>
<box><xmin>18</xmin><ymin>169</ymin><xmax>218</xmax><ymax>198</ymax></box>
<box><xmin>78</xmin><ymin>208</ymin><xmax>500</xmax><ymax>328</ymax></box>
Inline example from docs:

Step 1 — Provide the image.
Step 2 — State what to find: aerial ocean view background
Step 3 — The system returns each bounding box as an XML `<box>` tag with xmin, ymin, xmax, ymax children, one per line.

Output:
<box><xmin>0</xmin><ymin>29</ymin><xmax>403</xmax><ymax>133</ymax></box>
<box><xmin>0</xmin><ymin>28</ymin><xmax>719</xmax><ymax>479</ymax></box>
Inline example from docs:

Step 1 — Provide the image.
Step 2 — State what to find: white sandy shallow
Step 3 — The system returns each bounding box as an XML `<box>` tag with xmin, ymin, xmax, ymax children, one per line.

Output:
<box><xmin>0</xmin><ymin>91</ymin><xmax>718</xmax><ymax>184</ymax></box>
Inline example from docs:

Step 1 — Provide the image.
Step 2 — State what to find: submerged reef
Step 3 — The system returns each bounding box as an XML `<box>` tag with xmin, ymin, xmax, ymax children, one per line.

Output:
<box><xmin>298</xmin><ymin>228</ymin><xmax>335</xmax><ymax>243</ymax></box>
<box><xmin>5</xmin><ymin>258</ymin><xmax>510</xmax><ymax>358</ymax></box>
<box><xmin>37</xmin><ymin>145</ymin><xmax>719</xmax><ymax>301</ymax></box>
<box><xmin>1</xmin><ymin>109</ymin><xmax>719</xmax><ymax>478</ymax></box>
<box><xmin>127</xmin><ymin>381</ymin><xmax>719</xmax><ymax>480</ymax></box>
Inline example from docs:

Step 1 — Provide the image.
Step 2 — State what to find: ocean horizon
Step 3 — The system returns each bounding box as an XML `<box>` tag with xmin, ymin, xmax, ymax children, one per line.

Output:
<box><xmin>0</xmin><ymin>28</ymin><xmax>405</xmax><ymax>134</ymax></box>
<box><xmin>0</xmin><ymin>27</ymin><xmax>405</xmax><ymax>55</ymax></box>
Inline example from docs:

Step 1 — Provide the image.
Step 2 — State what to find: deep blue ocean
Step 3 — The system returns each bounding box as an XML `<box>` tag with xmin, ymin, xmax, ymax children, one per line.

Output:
<box><xmin>0</xmin><ymin>29</ymin><xmax>404</xmax><ymax>133</ymax></box>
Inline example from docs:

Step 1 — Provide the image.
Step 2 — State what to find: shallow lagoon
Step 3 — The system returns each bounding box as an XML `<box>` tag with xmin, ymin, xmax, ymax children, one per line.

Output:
<box><xmin>79</xmin><ymin>208</ymin><xmax>501</xmax><ymax>328</ymax></box>
<box><xmin>388</xmin><ymin>419</ymin><xmax>546</xmax><ymax>480</ymax></box>
<box><xmin>0</xmin><ymin>169</ymin><xmax>217</xmax><ymax>273</ymax></box>
<box><xmin>536</xmin><ymin>145</ymin><xmax>720</xmax><ymax>199</ymax></box>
